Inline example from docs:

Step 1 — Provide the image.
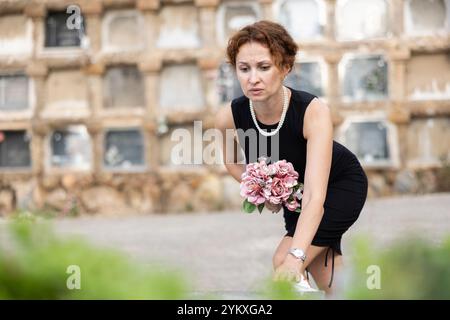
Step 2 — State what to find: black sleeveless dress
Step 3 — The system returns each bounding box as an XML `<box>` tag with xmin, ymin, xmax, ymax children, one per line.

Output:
<box><xmin>231</xmin><ymin>88</ymin><xmax>368</xmax><ymax>287</ymax></box>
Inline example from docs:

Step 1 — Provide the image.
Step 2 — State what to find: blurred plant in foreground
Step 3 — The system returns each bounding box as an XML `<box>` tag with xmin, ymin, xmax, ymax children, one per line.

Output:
<box><xmin>345</xmin><ymin>236</ymin><xmax>450</xmax><ymax>299</ymax></box>
<box><xmin>0</xmin><ymin>218</ymin><xmax>189</xmax><ymax>299</ymax></box>
<box><xmin>256</xmin><ymin>235</ymin><xmax>450</xmax><ymax>300</ymax></box>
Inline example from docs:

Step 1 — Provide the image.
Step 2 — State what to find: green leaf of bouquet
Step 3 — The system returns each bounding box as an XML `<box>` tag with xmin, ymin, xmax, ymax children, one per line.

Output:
<box><xmin>257</xmin><ymin>203</ymin><xmax>264</xmax><ymax>214</ymax></box>
<box><xmin>243</xmin><ymin>199</ymin><xmax>256</xmax><ymax>213</ymax></box>
<box><xmin>295</xmin><ymin>207</ymin><xmax>302</xmax><ymax>213</ymax></box>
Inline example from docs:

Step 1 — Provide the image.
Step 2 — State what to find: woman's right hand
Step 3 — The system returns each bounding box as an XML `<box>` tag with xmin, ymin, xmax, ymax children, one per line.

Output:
<box><xmin>265</xmin><ymin>201</ymin><xmax>282</xmax><ymax>214</ymax></box>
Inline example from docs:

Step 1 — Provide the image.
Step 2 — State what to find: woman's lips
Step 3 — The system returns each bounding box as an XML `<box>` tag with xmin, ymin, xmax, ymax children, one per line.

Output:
<box><xmin>249</xmin><ymin>89</ymin><xmax>263</xmax><ymax>95</ymax></box>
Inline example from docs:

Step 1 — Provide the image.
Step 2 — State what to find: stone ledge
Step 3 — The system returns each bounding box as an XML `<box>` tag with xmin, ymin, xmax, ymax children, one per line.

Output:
<box><xmin>409</xmin><ymin>100</ymin><xmax>450</xmax><ymax>117</ymax></box>
<box><xmin>26</xmin><ymin>61</ymin><xmax>49</xmax><ymax>77</ymax></box>
<box><xmin>0</xmin><ymin>0</ymin><xmax>27</xmax><ymax>14</ymax></box>
<box><xmin>24</xmin><ymin>2</ymin><xmax>46</xmax><ymax>18</ymax></box>
<box><xmin>194</xmin><ymin>0</ymin><xmax>220</xmax><ymax>7</ymax></box>
<box><xmin>78</xmin><ymin>0</ymin><xmax>104</xmax><ymax>15</ymax></box>
<box><xmin>102</xmin><ymin>0</ymin><xmax>136</xmax><ymax>10</ymax></box>
<box><xmin>136</xmin><ymin>0</ymin><xmax>160</xmax><ymax>11</ymax></box>
<box><xmin>35</xmin><ymin>51</ymin><xmax>91</xmax><ymax>69</ymax></box>
<box><xmin>82</xmin><ymin>63</ymin><xmax>105</xmax><ymax>75</ymax></box>
<box><xmin>164</xmin><ymin>110</ymin><xmax>211</xmax><ymax>125</ymax></box>
<box><xmin>388</xmin><ymin>103</ymin><xmax>410</xmax><ymax>124</ymax></box>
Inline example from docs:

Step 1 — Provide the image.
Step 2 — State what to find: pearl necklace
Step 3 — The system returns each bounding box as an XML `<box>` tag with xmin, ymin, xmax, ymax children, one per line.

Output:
<box><xmin>249</xmin><ymin>86</ymin><xmax>289</xmax><ymax>137</ymax></box>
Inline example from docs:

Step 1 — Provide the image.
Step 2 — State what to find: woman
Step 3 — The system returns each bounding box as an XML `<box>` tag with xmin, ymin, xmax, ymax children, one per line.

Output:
<box><xmin>215</xmin><ymin>20</ymin><xmax>368</xmax><ymax>296</ymax></box>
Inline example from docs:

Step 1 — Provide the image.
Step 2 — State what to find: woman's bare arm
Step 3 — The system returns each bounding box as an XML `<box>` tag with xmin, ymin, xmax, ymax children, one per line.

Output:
<box><xmin>214</xmin><ymin>103</ymin><xmax>246</xmax><ymax>183</ymax></box>
<box><xmin>290</xmin><ymin>98</ymin><xmax>333</xmax><ymax>253</ymax></box>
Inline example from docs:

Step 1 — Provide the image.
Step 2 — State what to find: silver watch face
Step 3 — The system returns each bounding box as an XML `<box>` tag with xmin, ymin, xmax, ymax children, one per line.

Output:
<box><xmin>290</xmin><ymin>248</ymin><xmax>306</xmax><ymax>260</ymax></box>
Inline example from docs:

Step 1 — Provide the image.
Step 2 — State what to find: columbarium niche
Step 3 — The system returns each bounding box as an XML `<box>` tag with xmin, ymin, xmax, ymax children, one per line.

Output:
<box><xmin>0</xmin><ymin>130</ymin><xmax>31</xmax><ymax>168</ymax></box>
<box><xmin>156</xmin><ymin>6</ymin><xmax>200</xmax><ymax>48</ymax></box>
<box><xmin>45</xmin><ymin>11</ymin><xmax>86</xmax><ymax>48</ymax></box>
<box><xmin>0</xmin><ymin>73</ymin><xmax>29</xmax><ymax>111</ymax></box>
<box><xmin>404</xmin><ymin>0</ymin><xmax>450</xmax><ymax>35</ymax></box>
<box><xmin>217</xmin><ymin>1</ymin><xmax>261</xmax><ymax>44</ymax></box>
<box><xmin>44</xmin><ymin>70</ymin><xmax>88</xmax><ymax>117</ymax></box>
<box><xmin>102</xmin><ymin>10</ymin><xmax>144</xmax><ymax>51</ymax></box>
<box><xmin>160</xmin><ymin>125</ymin><xmax>205</xmax><ymax>168</ymax></box>
<box><xmin>49</xmin><ymin>125</ymin><xmax>92</xmax><ymax>170</ymax></box>
<box><xmin>341</xmin><ymin>120</ymin><xmax>394</xmax><ymax>166</ymax></box>
<box><xmin>216</xmin><ymin>62</ymin><xmax>243</xmax><ymax>104</ymax></box>
<box><xmin>407</xmin><ymin>118</ymin><xmax>450</xmax><ymax>167</ymax></box>
<box><xmin>407</xmin><ymin>53</ymin><xmax>450</xmax><ymax>100</ymax></box>
<box><xmin>0</xmin><ymin>14</ymin><xmax>32</xmax><ymax>55</ymax></box>
<box><xmin>103</xmin><ymin>129</ymin><xmax>145</xmax><ymax>170</ymax></box>
<box><xmin>275</xmin><ymin>0</ymin><xmax>325</xmax><ymax>40</ymax></box>
<box><xmin>284</xmin><ymin>61</ymin><xmax>324</xmax><ymax>97</ymax></box>
<box><xmin>159</xmin><ymin>64</ymin><xmax>204</xmax><ymax>112</ymax></box>
<box><xmin>340</xmin><ymin>55</ymin><xmax>388</xmax><ymax>102</ymax></box>
<box><xmin>104</xmin><ymin>66</ymin><xmax>145</xmax><ymax>108</ymax></box>
<box><xmin>336</xmin><ymin>0</ymin><xmax>388</xmax><ymax>41</ymax></box>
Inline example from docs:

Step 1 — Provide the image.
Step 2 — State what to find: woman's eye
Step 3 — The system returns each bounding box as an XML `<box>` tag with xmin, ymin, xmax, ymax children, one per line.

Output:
<box><xmin>239</xmin><ymin>68</ymin><xmax>248</xmax><ymax>72</ymax></box>
<box><xmin>261</xmin><ymin>66</ymin><xmax>270</xmax><ymax>71</ymax></box>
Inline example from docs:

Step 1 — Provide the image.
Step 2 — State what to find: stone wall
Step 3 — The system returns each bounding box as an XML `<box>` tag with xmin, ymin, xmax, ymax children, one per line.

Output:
<box><xmin>0</xmin><ymin>0</ymin><xmax>450</xmax><ymax>216</ymax></box>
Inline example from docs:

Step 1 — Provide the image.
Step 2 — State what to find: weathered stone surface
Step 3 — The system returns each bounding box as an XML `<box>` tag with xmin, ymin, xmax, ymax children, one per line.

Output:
<box><xmin>78</xmin><ymin>0</ymin><xmax>103</xmax><ymax>15</ymax></box>
<box><xmin>61</xmin><ymin>174</ymin><xmax>77</xmax><ymax>190</ymax></box>
<box><xmin>12</xmin><ymin>180</ymin><xmax>36</xmax><ymax>210</ymax></box>
<box><xmin>24</xmin><ymin>3</ymin><xmax>45</xmax><ymax>18</ymax></box>
<box><xmin>122</xmin><ymin>186</ymin><xmax>154</xmax><ymax>213</ymax></box>
<box><xmin>221</xmin><ymin>176</ymin><xmax>242</xmax><ymax>210</ymax></box>
<box><xmin>83</xmin><ymin>63</ymin><xmax>105</xmax><ymax>75</ymax></box>
<box><xmin>0</xmin><ymin>0</ymin><xmax>449</xmax><ymax>217</ymax></box>
<box><xmin>194</xmin><ymin>0</ymin><xmax>220</xmax><ymax>7</ymax></box>
<box><xmin>136</xmin><ymin>0</ymin><xmax>160</xmax><ymax>11</ymax></box>
<box><xmin>156</xmin><ymin>5</ymin><xmax>200</xmax><ymax>49</ymax></box>
<box><xmin>394</xmin><ymin>169</ymin><xmax>419</xmax><ymax>194</ymax></box>
<box><xmin>192</xmin><ymin>174</ymin><xmax>223</xmax><ymax>212</ymax></box>
<box><xmin>41</xmin><ymin>175</ymin><xmax>60</xmax><ymax>190</ymax></box>
<box><xmin>45</xmin><ymin>70</ymin><xmax>89</xmax><ymax>111</ymax></box>
<box><xmin>166</xmin><ymin>182</ymin><xmax>194</xmax><ymax>213</ymax></box>
<box><xmin>417</xmin><ymin>169</ymin><xmax>438</xmax><ymax>194</ymax></box>
<box><xmin>0</xmin><ymin>188</ymin><xmax>16</xmax><ymax>216</ymax></box>
<box><xmin>45</xmin><ymin>188</ymin><xmax>68</xmax><ymax>211</ymax></box>
<box><xmin>81</xmin><ymin>186</ymin><xmax>127</xmax><ymax>214</ymax></box>
<box><xmin>367</xmin><ymin>174</ymin><xmax>390</xmax><ymax>197</ymax></box>
<box><xmin>111</xmin><ymin>175</ymin><xmax>127</xmax><ymax>189</ymax></box>
<box><xmin>32</xmin><ymin>185</ymin><xmax>45</xmax><ymax>209</ymax></box>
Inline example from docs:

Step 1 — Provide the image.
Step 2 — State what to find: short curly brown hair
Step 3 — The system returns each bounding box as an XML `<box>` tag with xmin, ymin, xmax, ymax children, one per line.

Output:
<box><xmin>226</xmin><ymin>20</ymin><xmax>298</xmax><ymax>72</ymax></box>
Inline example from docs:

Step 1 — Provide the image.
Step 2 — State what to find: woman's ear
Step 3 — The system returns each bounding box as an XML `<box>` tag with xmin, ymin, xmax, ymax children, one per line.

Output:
<box><xmin>282</xmin><ymin>65</ymin><xmax>290</xmax><ymax>78</ymax></box>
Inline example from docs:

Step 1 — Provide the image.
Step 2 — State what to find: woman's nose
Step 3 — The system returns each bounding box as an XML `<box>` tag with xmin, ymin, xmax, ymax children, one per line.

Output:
<box><xmin>249</xmin><ymin>70</ymin><xmax>260</xmax><ymax>84</ymax></box>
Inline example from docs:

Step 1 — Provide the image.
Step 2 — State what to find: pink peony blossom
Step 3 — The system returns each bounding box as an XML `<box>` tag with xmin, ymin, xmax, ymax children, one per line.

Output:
<box><xmin>240</xmin><ymin>158</ymin><xmax>303</xmax><ymax>213</ymax></box>
<box><xmin>285</xmin><ymin>198</ymin><xmax>301</xmax><ymax>211</ymax></box>
<box><xmin>267</xmin><ymin>177</ymin><xmax>291</xmax><ymax>204</ymax></box>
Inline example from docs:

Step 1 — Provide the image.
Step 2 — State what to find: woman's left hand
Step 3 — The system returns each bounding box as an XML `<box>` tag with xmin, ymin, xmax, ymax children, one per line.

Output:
<box><xmin>273</xmin><ymin>255</ymin><xmax>302</xmax><ymax>282</ymax></box>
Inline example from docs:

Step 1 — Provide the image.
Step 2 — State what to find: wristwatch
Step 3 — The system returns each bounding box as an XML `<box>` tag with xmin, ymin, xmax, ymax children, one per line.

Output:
<box><xmin>289</xmin><ymin>248</ymin><xmax>306</xmax><ymax>262</ymax></box>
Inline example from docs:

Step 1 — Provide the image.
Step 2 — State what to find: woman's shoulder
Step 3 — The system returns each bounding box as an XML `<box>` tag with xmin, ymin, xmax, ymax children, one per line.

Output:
<box><xmin>214</xmin><ymin>102</ymin><xmax>236</xmax><ymax>131</ymax></box>
<box><xmin>289</xmin><ymin>88</ymin><xmax>317</xmax><ymax>106</ymax></box>
<box><xmin>230</xmin><ymin>94</ymin><xmax>248</xmax><ymax>108</ymax></box>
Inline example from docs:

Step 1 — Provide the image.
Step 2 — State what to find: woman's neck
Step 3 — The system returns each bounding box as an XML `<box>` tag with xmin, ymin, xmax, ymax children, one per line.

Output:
<box><xmin>252</xmin><ymin>86</ymin><xmax>290</xmax><ymax>123</ymax></box>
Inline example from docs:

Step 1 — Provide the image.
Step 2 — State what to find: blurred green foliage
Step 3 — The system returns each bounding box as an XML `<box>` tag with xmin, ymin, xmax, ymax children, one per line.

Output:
<box><xmin>345</xmin><ymin>236</ymin><xmax>450</xmax><ymax>299</ymax></box>
<box><xmin>1</xmin><ymin>213</ymin><xmax>449</xmax><ymax>300</ymax></box>
<box><xmin>258</xmin><ymin>277</ymin><xmax>322</xmax><ymax>300</ymax></box>
<box><xmin>257</xmin><ymin>235</ymin><xmax>450</xmax><ymax>300</ymax></box>
<box><xmin>0</xmin><ymin>219</ymin><xmax>189</xmax><ymax>299</ymax></box>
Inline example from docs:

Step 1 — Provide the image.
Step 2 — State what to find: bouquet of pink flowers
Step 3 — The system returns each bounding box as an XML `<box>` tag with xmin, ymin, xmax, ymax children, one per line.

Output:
<box><xmin>240</xmin><ymin>157</ymin><xmax>303</xmax><ymax>214</ymax></box>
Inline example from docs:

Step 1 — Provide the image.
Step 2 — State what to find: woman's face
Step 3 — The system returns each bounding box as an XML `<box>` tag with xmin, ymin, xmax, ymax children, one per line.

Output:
<box><xmin>235</xmin><ymin>41</ymin><xmax>289</xmax><ymax>102</ymax></box>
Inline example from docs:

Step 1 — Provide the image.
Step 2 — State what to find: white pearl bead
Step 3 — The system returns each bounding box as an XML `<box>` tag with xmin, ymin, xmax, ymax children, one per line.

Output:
<box><xmin>249</xmin><ymin>86</ymin><xmax>288</xmax><ymax>137</ymax></box>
